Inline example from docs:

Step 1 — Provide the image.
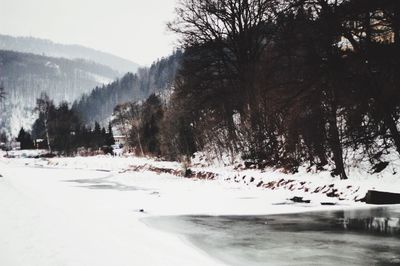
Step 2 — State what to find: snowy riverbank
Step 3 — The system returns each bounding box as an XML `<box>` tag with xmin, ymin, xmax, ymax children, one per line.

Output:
<box><xmin>4</xmin><ymin>151</ymin><xmax>400</xmax><ymax>205</ymax></box>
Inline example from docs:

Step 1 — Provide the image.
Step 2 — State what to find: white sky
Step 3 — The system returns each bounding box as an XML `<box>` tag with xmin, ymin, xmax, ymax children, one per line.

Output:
<box><xmin>0</xmin><ymin>0</ymin><xmax>178</xmax><ymax>66</ymax></box>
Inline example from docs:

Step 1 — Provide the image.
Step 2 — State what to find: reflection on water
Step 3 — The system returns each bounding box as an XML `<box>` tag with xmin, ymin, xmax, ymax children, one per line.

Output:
<box><xmin>340</xmin><ymin>217</ymin><xmax>400</xmax><ymax>234</ymax></box>
<box><xmin>335</xmin><ymin>207</ymin><xmax>400</xmax><ymax>235</ymax></box>
<box><xmin>145</xmin><ymin>206</ymin><xmax>400</xmax><ymax>266</ymax></box>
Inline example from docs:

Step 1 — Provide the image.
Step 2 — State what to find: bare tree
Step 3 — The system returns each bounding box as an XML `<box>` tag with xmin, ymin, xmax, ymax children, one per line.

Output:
<box><xmin>35</xmin><ymin>92</ymin><xmax>54</xmax><ymax>153</ymax></box>
<box><xmin>113</xmin><ymin>102</ymin><xmax>144</xmax><ymax>156</ymax></box>
<box><xmin>169</xmin><ymin>0</ymin><xmax>280</xmax><ymax>109</ymax></box>
<box><xmin>169</xmin><ymin>0</ymin><xmax>283</xmax><ymax>158</ymax></box>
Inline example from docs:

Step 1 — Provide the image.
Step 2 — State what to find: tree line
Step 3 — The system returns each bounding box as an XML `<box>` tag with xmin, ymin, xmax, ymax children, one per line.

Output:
<box><xmin>24</xmin><ymin>93</ymin><xmax>115</xmax><ymax>155</ymax></box>
<box><xmin>112</xmin><ymin>0</ymin><xmax>400</xmax><ymax>179</ymax></box>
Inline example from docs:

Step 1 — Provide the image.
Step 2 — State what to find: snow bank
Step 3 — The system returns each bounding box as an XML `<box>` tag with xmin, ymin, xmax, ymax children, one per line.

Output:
<box><xmin>2</xmin><ymin>151</ymin><xmax>399</xmax><ymax>205</ymax></box>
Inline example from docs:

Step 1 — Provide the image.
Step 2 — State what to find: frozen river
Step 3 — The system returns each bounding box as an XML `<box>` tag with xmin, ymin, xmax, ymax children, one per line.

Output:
<box><xmin>146</xmin><ymin>206</ymin><xmax>400</xmax><ymax>265</ymax></box>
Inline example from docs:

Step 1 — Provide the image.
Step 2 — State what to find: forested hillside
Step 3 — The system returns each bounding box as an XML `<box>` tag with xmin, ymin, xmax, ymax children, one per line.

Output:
<box><xmin>0</xmin><ymin>50</ymin><xmax>119</xmax><ymax>136</ymax></box>
<box><xmin>0</xmin><ymin>34</ymin><xmax>140</xmax><ymax>74</ymax></box>
<box><xmin>72</xmin><ymin>50</ymin><xmax>182</xmax><ymax>125</ymax></box>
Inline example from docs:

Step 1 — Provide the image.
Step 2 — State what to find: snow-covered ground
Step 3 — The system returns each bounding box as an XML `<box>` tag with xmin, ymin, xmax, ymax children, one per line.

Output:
<box><xmin>0</xmin><ymin>161</ymin><xmax>222</xmax><ymax>266</ymax></box>
<box><xmin>0</xmin><ymin>152</ymin><xmax>399</xmax><ymax>265</ymax></box>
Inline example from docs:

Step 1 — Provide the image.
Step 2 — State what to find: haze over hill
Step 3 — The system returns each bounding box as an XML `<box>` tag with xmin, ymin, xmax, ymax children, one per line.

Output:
<box><xmin>0</xmin><ymin>49</ymin><xmax>120</xmax><ymax>136</ymax></box>
<box><xmin>73</xmin><ymin>50</ymin><xmax>182</xmax><ymax>125</ymax></box>
<box><xmin>0</xmin><ymin>34</ymin><xmax>140</xmax><ymax>74</ymax></box>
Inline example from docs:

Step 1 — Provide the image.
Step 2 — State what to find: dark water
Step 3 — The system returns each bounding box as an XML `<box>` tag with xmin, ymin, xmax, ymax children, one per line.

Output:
<box><xmin>145</xmin><ymin>206</ymin><xmax>400</xmax><ymax>266</ymax></box>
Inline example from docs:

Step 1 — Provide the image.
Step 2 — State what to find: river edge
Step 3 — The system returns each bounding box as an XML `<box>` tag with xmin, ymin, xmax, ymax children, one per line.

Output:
<box><xmin>142</xmin><ymin>205</ymin><xmax>400</xmax><ymax>266</ymax></box>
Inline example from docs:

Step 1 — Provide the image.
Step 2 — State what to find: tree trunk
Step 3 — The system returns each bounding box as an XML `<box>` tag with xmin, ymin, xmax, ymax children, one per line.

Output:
<box><xmin>328</xmin><ymin>102</ymin><xmax>348</xmax><ymax>180</ymax></box>
<box><xmin>384</xmin><ymin>112</ymin><xmax>400</xmax><ymax>156</ymax></box>
<box><xmin>137</xmin><ymin>129</ymin><xmax>144</xmax><ymax>157</ymax></box>
<box><xmin>393</xmin><ymin>3</ymin><xmax>400</xmax><ymax>46</ymax></box>
<box><xmin>225</xmin><ymin>109</ymin><xmax>238</xmax><ymax>159</ymax></box>
<box><xmin>44</xmin><ymin>117</ymin><xmax>52</xmax><ymax>153</ymax></box>
<box><xmin>315</xmin><ymin>142</ymin><xmax>328</xmax><ymax>167</ymax></box>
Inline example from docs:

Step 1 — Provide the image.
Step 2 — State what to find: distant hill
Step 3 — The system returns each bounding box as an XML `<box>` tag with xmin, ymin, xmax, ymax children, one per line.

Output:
<box><xmin>0</xmin><ymin>50</ymin><xmax>120</xmax><ymax>136</ymax></box>
<box><xmin>0</xmin><ymin>34</ymin><xmax>140</xmax><ymax>74</ymax></box>
<box><xmin>73</xmin><ymin>50</ymin><xmax>183</xmax><ymax>125</ymax></box>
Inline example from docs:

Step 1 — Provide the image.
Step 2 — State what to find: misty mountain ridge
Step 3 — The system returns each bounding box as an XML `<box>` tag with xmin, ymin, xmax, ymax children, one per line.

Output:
<box><xmin>0</xmin><ymin>34</ymin><xmax>140</xmax><ymax>74</ymax></box>
<box><xmin>73</xmin><ymin>50</ymin><xmax>183</xmax><ymax>125</ymax></box>
<box><xmin>0</xmin><ymin>49</ymin><xmax>121</xmax><ymax>136</ymax></box>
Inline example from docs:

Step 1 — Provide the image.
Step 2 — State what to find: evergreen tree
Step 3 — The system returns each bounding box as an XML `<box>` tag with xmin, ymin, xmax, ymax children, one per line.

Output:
<box><xmin>0</xmin><ymin>83</ymin><xmax>4</xmax><ymax>102</ymax></box>
<box><xmin>140</xmin><ymin>94</ymin><xmax>164</xmax><ymax>155</ymax></box>
<box><xmin>16</xmin><ymin>127</ymin><xmax>34</xmax><ymax>150</ymax></box>
<box><xmin>72</xmin><ymin>51</ymin><xmax>182</xmax><ymax>125</ymax></box>
<box><xmin>92</xmin><ymin>121</ymin><xmax>103</xmax><ymax>148</ymax></box>
<box><xmin>105</xmin><ymin>123</ymin><xmax>115</xmax><ymax>146</ymax></box>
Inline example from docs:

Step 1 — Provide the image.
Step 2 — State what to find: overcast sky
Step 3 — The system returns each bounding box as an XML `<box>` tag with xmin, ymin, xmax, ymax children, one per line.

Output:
<box><xmin>0</xmin><ymin>0</ymin><xmax>178</xmax><ymax>66</ymax></box>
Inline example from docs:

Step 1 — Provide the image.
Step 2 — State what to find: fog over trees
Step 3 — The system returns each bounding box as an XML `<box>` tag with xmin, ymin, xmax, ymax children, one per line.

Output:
<box><xmin>72</xmin><ymin>51</ymin><xmax>182</xmax><ymax>125</ymax></box>
<box><xmin>0</xmin><ymin>50</ymin><xmax>120</xmax><ymax>136</ymax></box>
<box><xmin>0</xmin><ymin>34</ymin><xmax>140</xmax><ymax>74</ymax></box>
